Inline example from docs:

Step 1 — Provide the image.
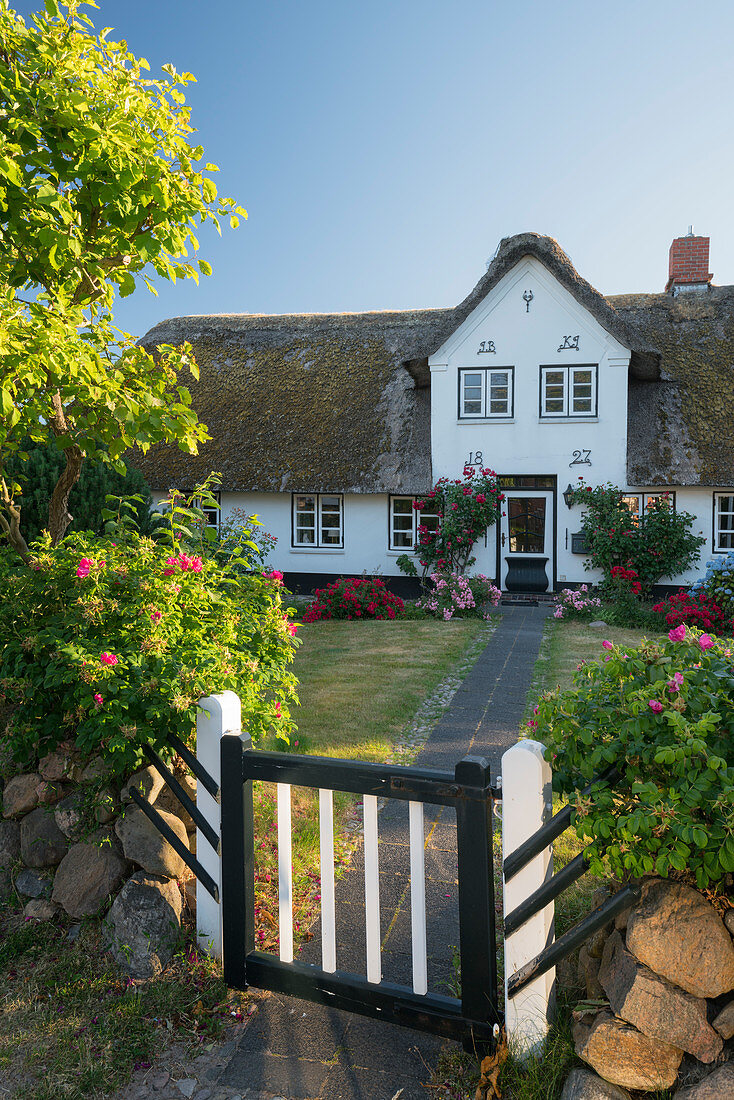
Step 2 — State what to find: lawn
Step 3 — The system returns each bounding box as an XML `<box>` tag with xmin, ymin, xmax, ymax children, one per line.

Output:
<box><xmin>0</xmin><ymin>617</ymin><xmax>492</xmax><ymax>1100</ymax></box>
<box><xmin>535</xmin><ymin>619</ymin><xmax>664</xmax><ymax>696</ymax></box>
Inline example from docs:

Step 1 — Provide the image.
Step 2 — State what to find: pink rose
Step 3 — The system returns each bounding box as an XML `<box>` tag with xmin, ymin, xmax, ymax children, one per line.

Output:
<box><xmin>668</xmin><ymin>624</ymin><xmax>686</xmax><ymax>642</ymax></box>
<box><xmin>288</xmin><ymin>623</ymin><xmax>297</xmax><ymax>637</ymax></box>
<box><xmin>602</xmin><ymin>640</ymin><xmax>613</xmax><ymax>650</ymax></box>
<box><xmin>648</xmin><ymin>700</ymin><xmax>663</xmax><ymax>713</ymax></box>
<box><xmin>100</xmin><ymin>652</ymin><xmax>118</xmax><ymax>666</ymax></box>
<box><xmin>151</xmin><ymin>611</ymin><xmax>162</xmax><ymax>623</ymax></box>
<box><xmin>698</xmin><ymin>634</ymin><xmax>714</xmax><ymax>650</ymax></box>
<box><xmin>76</xmin><ymin>558</ymin><xmax>93</xmax><ymax>578</ymax></box>
<box><xmin>265</xmin><ymin>570</ymin><xmax>284</xmax><ymax>582</ymax></box>
<box><xmin>93</xmin><ymin>693</ymin><xmax>103</xmax><ymax>706</ymax></box>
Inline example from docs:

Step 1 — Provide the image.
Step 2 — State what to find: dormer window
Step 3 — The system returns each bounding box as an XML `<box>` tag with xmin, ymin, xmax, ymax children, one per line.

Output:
<box><xmin>540</xmin><ymin>365</ymin><xmax>597</xmax><ymax>418</ymax></box>
<box><xmin>459</xmin><ymin>367</ymin><xmax>514</xmax><ymax>419</ymax></box>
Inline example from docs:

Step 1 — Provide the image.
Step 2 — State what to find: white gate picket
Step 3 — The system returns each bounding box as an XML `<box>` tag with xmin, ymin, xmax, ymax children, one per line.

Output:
<box><xmin>319</xmin><ymin>787</ymin><xmax>337</xmax><ymax>973</ymax></box>
<box><xmin>277</xmin><ymin>782</ymin><xmax>294</xmax><ymax>964</ymax></box>
<box><xmin>363</xmin><ymin>793</ymin><xmax>381</xmax><ymax>983</ymax></box>
<box><xmin>408</xmin><ymin>800</ymin><xmax>428</xmax><ymax>996</ymax></box>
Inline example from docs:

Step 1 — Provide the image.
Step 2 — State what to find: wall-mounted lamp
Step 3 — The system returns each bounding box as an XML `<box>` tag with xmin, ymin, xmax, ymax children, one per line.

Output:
<box><xmin>563</xmin><ymin>483</ymin><xmax>575</xmax><ymax>509</ymax></box>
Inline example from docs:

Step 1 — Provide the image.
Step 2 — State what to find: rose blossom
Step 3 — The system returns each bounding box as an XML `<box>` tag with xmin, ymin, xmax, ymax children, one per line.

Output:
<box><xmin>76</xmin><ymin>558</ymin><xmax>93</xmax><ymax>578</ymax></box>
<box><xmin>602</xmin><ymin>640</ymin><xmax>613</xmax><ymax>650</ymax></box>
<box><xmin>648</xmin><ymin>700</ymin><xmax>663</xmax><ymax>713</ymax></box>
<box><xmin>669</xmin><ymin>624</ymin><xmax>686</xmax><ymax>642</ymax></box>
<box><xmin>100</xmin><ymin>652</ymin><xmax>118</xmax><ymax>666</ymax></box>
<box><xmin>93</xmin><ymin>693</ymin><xmax>103</xmax><ymax>706</ymax></box>
<box><xmin>698</xmin><ymin>633</ymin><xmax>714</xmax><ymax>650</ymax></box>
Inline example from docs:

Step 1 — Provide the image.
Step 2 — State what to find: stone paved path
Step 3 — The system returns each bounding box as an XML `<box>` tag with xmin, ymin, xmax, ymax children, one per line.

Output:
<box><xmin>185</xmin><ymin>605</ymin><xmax>550</xmax><ymax>1100</ymax></box>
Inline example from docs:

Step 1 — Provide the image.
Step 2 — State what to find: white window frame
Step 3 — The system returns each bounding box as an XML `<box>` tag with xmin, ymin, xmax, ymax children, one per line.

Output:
<box><xmin>714</xmin><ymin>493</ymin><xmax>734</xmax><ymax>553</ymax></box>
<box><xmin>620</xmin><ymin>491</ymin><xmax>676</xmax><ymax>525</ymax></box>
<box><xmin>388</xmin><ymin>496</ymin><xmax>439</xmax><ymax>552</ymax></box>
<box><xmin>540</xmin><ymin>365</ymin><xmax>598</xmax><ymax>418</ymax></box>
<box><xmin>192</xmin><ymin>490</ymin><xmax>221</xmax><ymax>531</ymax></box>
<box><xmin>459</xmin><ymin>367</ymin><xmax>514</xmax><ymax>419</ymax></box>
<box><xmin>291</xmin><ymin>493</ymin><xmax>344</xmax><ymax>549</ymax></box>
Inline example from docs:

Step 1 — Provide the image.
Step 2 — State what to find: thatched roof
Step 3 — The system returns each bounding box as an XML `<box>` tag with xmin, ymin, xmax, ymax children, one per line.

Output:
<box><xmin>133</xmin><ymin>233</ymin><xmax>734</xmax><ymax>492</ymax></box>
<box><xmin>611</xmin><ymin>287</ymin><xmax>734</xmax><ymax>486</ymax></box>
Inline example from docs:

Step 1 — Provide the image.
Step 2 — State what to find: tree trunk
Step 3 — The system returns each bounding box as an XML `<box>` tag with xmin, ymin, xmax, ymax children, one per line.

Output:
<box><xmin>0</xmin><ymin>478</ymin><xmax>31</xmax><ymax>563</ymax></box>
<box><xmin>48</xmin><ymin>445</ymin><xmax>84</xmax><ymax>545</ymax></box>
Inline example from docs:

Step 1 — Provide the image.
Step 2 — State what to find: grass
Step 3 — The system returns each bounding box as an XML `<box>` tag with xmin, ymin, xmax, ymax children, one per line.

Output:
<box><xmin>0</xmin><ymin>912</ymin><xmax>239</xmax><ymax>1100</ymax></box>
<box><xmin>0</xmin><ymin>617</ymin><xmax>491</xmax><ymax>1098</ymax></box>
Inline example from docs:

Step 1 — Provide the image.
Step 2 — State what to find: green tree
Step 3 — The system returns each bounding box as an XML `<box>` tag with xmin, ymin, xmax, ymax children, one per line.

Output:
<box><xmin>2</xmin><ymin>440</ymin><xmax>154</xmax><ymax>542</ymax></box>
<box><xmin>0</xmin><ymin>0</ymin><xmax>246</xmax><ymax>558</ymax></box>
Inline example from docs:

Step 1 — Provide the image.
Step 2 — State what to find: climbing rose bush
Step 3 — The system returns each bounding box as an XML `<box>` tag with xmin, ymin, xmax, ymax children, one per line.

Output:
<box><xmin>418</xmin><ymin>572</ymin><xmax>501</xmax><ymax>621</ymax></box>
<box><xmin>0</xmin><ymin>532</ymin><xmax>299</xmax><ymax>772</ymax></box>
<box><xmin>532</xmin><ymin>625</ymin><xmax>734</xmax><ymax>889</ymax></box>
<box><xmin>569</xmin><ymin>481</ymin><xmax>704</xmax><ymax>594</ymax></box>
<box><xmin>552</xmin><ymin>584</ymin><xmax>601</xmax><ymax>620</ymax></box>
<box><xmin>414</xmin><ymin>466</ymin><xmax>503</xmax><ymax>574</ymax></box>
<box><xmin>302</xmin><ymin>577</ymin><xmax>404</xmax><ymax>622</ymax></box>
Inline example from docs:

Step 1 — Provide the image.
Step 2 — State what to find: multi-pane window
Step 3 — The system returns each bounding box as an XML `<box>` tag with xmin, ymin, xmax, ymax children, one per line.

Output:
<box><xmin>540</xmin><ymin>365</ymin><xmax>597</xmax><ymax>418</ymax></box>
<box><xmin>620</xmin><ymin>492</ymin><xmax>676</xmax><ymax>525</ymax></box>
<box><xmin>389</xmin><ymin>496</ymin><xmax>440</xmax><ymax>551</ymax></box>
<box><xmin>459</xmin><ymin>368</ymin><xmax>514</xmax><ymax>419</ymax></box>
<box><xmin>714</xmin><ymin>494</ymin><xmax>734</xmax><ymax>552</ymax></box>
<box><xmin>292</xmin><ymin>494</ymin><xmax>344</xmax><ymax>548</ymax></box>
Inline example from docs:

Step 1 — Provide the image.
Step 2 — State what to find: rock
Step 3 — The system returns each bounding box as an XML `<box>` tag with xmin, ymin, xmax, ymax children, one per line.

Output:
<box><xmin>724</xmin><ymin>909</ymin><xmax>734</xmax><ymax>936</ymax></box>
<box><xmin>20</xmin><ymin>807</ymin><xmax>69</xmax><ymax>867</ymax></box>
<box><xmin>573</xmin><ymin>1009</ymin><xmax>684</xmax><ymax>1091</ymax></box>
<box><xmin>23</xmin><ymin>898</ymin><xmax>59</xmax><ymax>921</ymax></box>
<box><xmin>673</xmin><ymin>1064</ymin><xmax>734</xmax><ymax>1099</ymax></box>
<box><xmin>626</xmin><ymin>880</ymin><xmax>734</xmax><ymax>998</ymax></box>
<box><xmin>599</xmin><ymin>930</ymin><xmax>723</xmax><ymax>1062</ymax></box>
<box><xmin>586</xmin><ymin>926</ymin><xmax>609</xmax><ymax>960</ymax></box>
<box><xmin>54</xmin><ymin>792</ymin><xmax>86</xmax><ymax>840</ymax></box>
<box><xmin>52</xmin><ymin>834</ymin><xmax>128</xmax><ymax>918</ymax></box>
<box><xmin>560</xmin><ymin>1067</ymin><xmax>632</xmax><ymax>1100</ymax></box>
<box><xmin>0</xmin><ymin>868</ymin><xmax>11</xmax><ymax>901</ymax></box>
<box><xmin>589</xmin><ymin>621</ymin><xmax>608</xmax><ymax>628</ymax></box>
<box><xmin>177</xmin><ymin>1080</ymin><xmax>197</xmax><ymax>1098</ymax></box>
<box><xmin>711</xmin><ymin>997</ymin><xmax>734</xmax><ymax>1040</ymax></box>
<box><xmin>2</xmin><ymin>773</ymin><xmax>41</xmax><ymax>817</ymax></box>
<box><xmin>39</xmin><ymin>750</ymin><xmax>81</xmax><ymax>782</ymax></box>
<box><xmin>0</xmin><ymin>820</ymin><xmax>20</xmax><ymax>867</ymax></box>
<box><xmin>105</xmin><ymin>871</ymin><xmax>182</xmax><ymax>978</ymax></box>
<box><xmin>121</xmin><ymin>766</ymin><xmax>165</xmax><ymax>806</ymax></box>
<box><xmin>115</xmin><ymin>805</ymin><xmax>188</xmax><ymax>879</ymax></box>
<box><xmin>37</xmin><ymin>780</ymin><xmax>71</xmax><ymax>806</ymax></box>
<box><xmin>94</xmin><ymin>786</ymin><xmax>120</xmax><ymax>825</ymax></box>
<box><xmin>81</xmin><ymin>756</ymin><xmax>113</xmax><ymax>783</ymax></box>
<box><xmin>578</xmin><ymin>944</ymin><xmax>604</xmax><ymax>999</ymax></box>
<box><xmin>155</xmin><ymin>773</ymin><xmax>197</xmax><ymax>830</ymax></box>
<box><xmin>15</xmin><ymin>867</ymin><xmax>53</xmax><ymax>898</ymax></box>
<box><xmin>614</xmin><ymin>906</ymin><xmax>631</xmax><ymax>932</ymax></box>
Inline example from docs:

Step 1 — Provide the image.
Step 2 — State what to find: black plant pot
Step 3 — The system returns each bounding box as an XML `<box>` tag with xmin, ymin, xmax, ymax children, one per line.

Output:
<box><xmin>504</xmin><ymin>556</ymin><xmax>549</xmax><ymax>593</ymax></box>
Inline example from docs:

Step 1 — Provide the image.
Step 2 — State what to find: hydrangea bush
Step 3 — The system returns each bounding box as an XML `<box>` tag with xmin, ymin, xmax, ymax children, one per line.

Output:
<box><xmin>302</xmin><ymin>577</ymin><xmax>404</xmax><ymax>622</ymax></box>
<box><xmin>418</xmin><ymin>572</ymin><xmax>501</xmax><ymax>621</ymax></box>
<box><xmin>552</xmin><ymin>585</ymin><xmax>601</xmax><ymax>620</ymax></box>
<box><xmin>532</xmin><ymin>625</ymin><xmax>734</xmax><ymax>889</ymax></box>
<box><xmin>688</xmin><ymin>550</ymin><xmax>734</xmax><ymax>624</ymax></box>
<box><xmin>0</xmin><ymin>531</ymin><xmax>299</xmax><ymax>773</ymax></box>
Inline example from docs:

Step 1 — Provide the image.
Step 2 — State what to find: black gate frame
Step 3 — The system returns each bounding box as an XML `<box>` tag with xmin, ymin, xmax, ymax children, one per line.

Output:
<box><xmin>220</xmin><ymin>731</ymin><xmax>503</xmax><ymax>1049</ymax></box>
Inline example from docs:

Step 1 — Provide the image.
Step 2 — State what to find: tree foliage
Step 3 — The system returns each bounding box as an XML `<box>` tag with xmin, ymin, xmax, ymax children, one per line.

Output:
<box><xmin>0</xmin><ymin>0</ymin><xmax>245</xmax><ymax>556</ymax></box>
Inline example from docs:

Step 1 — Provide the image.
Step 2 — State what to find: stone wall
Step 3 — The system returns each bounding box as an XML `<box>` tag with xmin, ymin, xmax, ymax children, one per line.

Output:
<box><xmin>0</xmin><ymin>750</ymin><xmax>196</xmax><ymax>978</ymax></box>
<box><xmin>564</xmin><ymin>879</ymin><xmax>734</xmax><ymax>1100</ymax></box>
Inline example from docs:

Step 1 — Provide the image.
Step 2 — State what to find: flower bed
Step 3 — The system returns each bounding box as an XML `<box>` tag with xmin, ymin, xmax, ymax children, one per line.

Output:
<box><xmin>302</xmin><ymin>577</ymin><xmax>404</xmax><ymax>622</ymax></box>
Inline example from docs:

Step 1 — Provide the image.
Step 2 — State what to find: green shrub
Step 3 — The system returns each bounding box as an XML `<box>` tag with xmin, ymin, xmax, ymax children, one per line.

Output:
<box><xmin>689</xmin><ymin>549</ymin><xmax>734</xmax><ymax>624</ymax></box>
<box><xmin>0</xmin><ymin>530</ymin><xmax>299</xmax><ymax>774</ymax></box>
<box><xmin>532</xmin><ymin>624</ymin><xmax>734</xmax><ymax>889</ymax></box>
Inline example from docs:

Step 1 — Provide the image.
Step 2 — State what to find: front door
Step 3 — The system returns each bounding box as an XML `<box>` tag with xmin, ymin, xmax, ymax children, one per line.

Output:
<box><xmin>499</xmin><ymin>490</ymin><xmax>554</xmax><ymax>592</ymax></box>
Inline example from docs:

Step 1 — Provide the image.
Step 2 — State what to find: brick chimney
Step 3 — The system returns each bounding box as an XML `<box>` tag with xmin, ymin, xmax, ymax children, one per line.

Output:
<box><xmin>665</xmin><ymin>228</ymin><xmax>713</xmax><ymax>293</ymax></box>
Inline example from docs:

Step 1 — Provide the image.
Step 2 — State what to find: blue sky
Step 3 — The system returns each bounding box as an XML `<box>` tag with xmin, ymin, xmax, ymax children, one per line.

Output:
<box><xmin>16</xmin><ymin>0</ymin><xmax>734</xmax><ymax>338</ymax></box>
